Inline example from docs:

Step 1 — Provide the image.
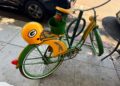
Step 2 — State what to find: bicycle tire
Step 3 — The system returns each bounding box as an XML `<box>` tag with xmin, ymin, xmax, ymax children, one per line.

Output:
<box><xmin>66</xmin><ymin>18</ymin><xmax>86</xmax><ymax>38</ymax></box>
<box><xmin>89</xmin><ymin>28</ymin><xmax>104</xmax><ymax>56</ymax></box>
<box><xmin>18</xmin><ymin>44</ymin><xmax>63</xmax><ymax>79</ymax></box>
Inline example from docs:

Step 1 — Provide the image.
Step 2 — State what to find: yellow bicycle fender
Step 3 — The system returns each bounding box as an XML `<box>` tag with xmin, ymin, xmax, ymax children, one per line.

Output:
<box><xmin>41</xmin><ymin>40</ymin><xmax>67</xmax><ymax>57</ymax></box>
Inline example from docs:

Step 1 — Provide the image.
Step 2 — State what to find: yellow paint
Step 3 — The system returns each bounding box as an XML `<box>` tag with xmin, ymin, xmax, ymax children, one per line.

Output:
<box><xmin>56</xmin><ymin>6</ymin><xmax>72</xmax><ymax>14</ymax></box>
<box><xmin>82</xmin><ymin>16</ymin><xmax>96</xmax><ymax>40</ymax></box>
<box><xmin>21</xmin><ymin>22</ymin><xmax>43</xmax><ymax>44</ymax></box>
<box><xmin>41</xmin><ymin>40</ymin><xmax>67</xmax><ymax>57</ymax></box>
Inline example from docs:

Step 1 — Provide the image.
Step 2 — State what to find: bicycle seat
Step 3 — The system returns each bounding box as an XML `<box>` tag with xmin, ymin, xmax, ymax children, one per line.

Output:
<box><xmin>56</xmin><ymin>6</ymin><xmax>73</xmax><ymax>14</ymax></box>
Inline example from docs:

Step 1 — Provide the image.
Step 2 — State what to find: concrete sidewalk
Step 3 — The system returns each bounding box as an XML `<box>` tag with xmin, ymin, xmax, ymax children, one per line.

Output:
<box><xmin>0</xmin><ymin>23</ymin><xmax>120</xmax><ymax>86</ymax></box>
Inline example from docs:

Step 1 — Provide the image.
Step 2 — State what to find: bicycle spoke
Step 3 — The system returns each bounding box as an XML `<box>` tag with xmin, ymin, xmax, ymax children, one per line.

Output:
<box><xmin>25</xmin><ymin>57</ymin><xmax>42</xmax><ymax>60</ymax></box>
<box><xmin>23</xmin><ymin>61</ymin><xmax>44</xmax><ymax>65</ymax></box>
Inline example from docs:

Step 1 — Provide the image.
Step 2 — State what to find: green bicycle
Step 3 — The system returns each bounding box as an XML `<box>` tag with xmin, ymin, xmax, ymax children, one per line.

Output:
<box><xmin>11</xmin><ymin>0</ymin><xmax>110</xmax><ymax>79</ymax></box>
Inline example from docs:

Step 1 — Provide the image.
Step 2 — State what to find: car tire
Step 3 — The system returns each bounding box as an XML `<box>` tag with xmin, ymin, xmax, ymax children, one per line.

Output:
<box><xmin>25</xmin><ymin>0</ymin><xmax>45</xmax><ymax>21</ymax></box>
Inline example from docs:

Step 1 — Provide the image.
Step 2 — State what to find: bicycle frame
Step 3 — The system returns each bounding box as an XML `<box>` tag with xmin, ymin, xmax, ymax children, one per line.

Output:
<box><xmin>65</xmin><ymin>9</ymin><xmax>97</xmax><ymax>48</ymax></box>
<box><xmin>76</xmin><ymin>16</ymin><xmax>97</xmax><ymax>47</ymax></box>
<box><xmin>75</xmin><ymin>14</ymin><xmax>104</xmax><ymax>56</ymax></box>
<box><xmin>64</xmin><ymin>3</ymin><xmax>107</xmax><ymax>55</ymax></box>
<box><xmin>67</xmin><ymin>10</ymin><xmax>84</xmax><ymax>48</ymax></box>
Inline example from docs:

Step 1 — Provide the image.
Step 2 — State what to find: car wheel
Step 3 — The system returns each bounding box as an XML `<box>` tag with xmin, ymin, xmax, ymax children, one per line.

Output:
<box><xmin>25</xmin><ymin>1</ymin><xmax>45</xmax><ymax>21</ymax></box>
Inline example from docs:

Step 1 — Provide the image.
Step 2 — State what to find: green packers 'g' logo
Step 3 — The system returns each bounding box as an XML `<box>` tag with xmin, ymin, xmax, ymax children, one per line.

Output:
<box><xmin>28</xmin><ymin>29</ymin><xmax>37</xmax><ymax>38</ymax></box>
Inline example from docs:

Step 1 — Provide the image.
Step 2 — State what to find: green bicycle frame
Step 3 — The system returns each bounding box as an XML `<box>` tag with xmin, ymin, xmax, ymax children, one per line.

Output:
<box><xmin>67</xmin><ymin>10</ymin><xmax>84</xmax><ymax>48</ymax></box>
<box><xmin>75</xmin><ymin>16</ymin><xmax>104</xmax><ymax>56</ymax></box>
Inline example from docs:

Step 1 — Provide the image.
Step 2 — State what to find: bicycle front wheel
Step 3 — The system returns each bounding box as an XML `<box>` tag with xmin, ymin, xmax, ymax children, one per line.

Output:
<box><xmin>18</xmin><ymin>44</ymin><xmax>63</xmax><ymax>79</ymax></box>
<box><xmin>89</xmin><ymin>28</ymin><xmax>104</xmax><ymax>56</ymax></box>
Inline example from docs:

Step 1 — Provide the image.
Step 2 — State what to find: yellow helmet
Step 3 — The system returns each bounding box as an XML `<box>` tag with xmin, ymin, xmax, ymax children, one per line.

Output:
<box><xmin>21</xmin><ymin>22</ymin><xmax>43</xmax><ymax>44</ymax></box>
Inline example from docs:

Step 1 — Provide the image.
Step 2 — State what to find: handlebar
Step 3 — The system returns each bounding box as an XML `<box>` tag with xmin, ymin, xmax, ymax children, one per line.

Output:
<box><xmin>59</xmin><ymin>0</ymin><xmax>111</xmax><ymax>48</ymax></box>
<box><xmin>56</xmin><ymin>0</ymin><xmax>111</xmax><ymax>14</ymax></box>
<box><xmin>75</xmin><ymin>0</ymin><xmax>111</xmax><ymax>11</ymax></box>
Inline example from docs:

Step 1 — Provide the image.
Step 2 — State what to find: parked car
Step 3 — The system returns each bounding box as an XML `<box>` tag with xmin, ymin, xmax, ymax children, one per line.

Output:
<box><xmin>0</xmin><ymin>0</ymin><xmax>71</xmax><ymax>21</ymax></box>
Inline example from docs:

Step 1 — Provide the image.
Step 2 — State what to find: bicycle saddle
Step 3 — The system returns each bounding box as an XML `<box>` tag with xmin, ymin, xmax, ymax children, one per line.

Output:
<box><xmin>56</xmin><ymin>6</ymin><xmax>73</xmax><ymax>14</ymax></box>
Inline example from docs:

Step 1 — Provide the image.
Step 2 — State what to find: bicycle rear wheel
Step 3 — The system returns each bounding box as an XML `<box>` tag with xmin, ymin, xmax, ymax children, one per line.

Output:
<box><xmin>19</xmin><ymin>44</ymin><xmax>63</xmax><ymax>79</ymax></box>
<box><xmin>89</xmin><ymin>28</ymin><xmax>104</xmax><ymax>56</ymax></box>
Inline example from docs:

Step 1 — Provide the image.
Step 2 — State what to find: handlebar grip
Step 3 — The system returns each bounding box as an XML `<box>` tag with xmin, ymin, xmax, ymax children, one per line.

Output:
<box><xmin>56</xmin><ymin>6</ymin><xmax>72</xmax><ymax>14</ymax></box>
